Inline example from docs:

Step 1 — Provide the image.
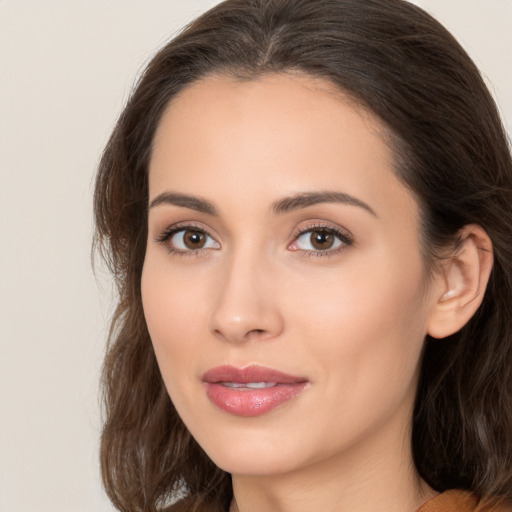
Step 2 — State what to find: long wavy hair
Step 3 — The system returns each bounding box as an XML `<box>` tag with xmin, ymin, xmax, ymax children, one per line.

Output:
<box><xmin>93</xmin><ymin>0</ymin><xmax>512</xmax><ymax>510</ymax></box>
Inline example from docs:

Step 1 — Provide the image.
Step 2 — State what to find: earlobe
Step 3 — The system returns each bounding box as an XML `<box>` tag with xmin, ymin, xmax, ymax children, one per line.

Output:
<box><xmin>427</xmin><ymin>225</ymin><xmax>493</xmax><ymax>340</ymax></box>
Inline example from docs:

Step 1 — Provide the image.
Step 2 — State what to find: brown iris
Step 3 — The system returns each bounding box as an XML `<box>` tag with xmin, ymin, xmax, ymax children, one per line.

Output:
<box><xmin>310</xmin><ymin>230</ymin><xmax>335</xmax><ymax>250</ymax></box>
<box><xmin>183</xmin><ymin>230</ymin><xmax>206</xmax><ymax>249</ymax></box>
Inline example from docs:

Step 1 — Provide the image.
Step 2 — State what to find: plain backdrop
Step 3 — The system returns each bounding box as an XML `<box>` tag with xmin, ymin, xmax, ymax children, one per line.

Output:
<box><xmin>0</xmin><ymin>1</ymin><xmax>510</xmax><ymax>511</ymax></box>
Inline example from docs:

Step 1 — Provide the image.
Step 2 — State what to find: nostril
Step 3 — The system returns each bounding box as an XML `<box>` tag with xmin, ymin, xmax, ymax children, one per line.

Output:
<box><xmin>246</xmin><ymin>328</ymin><xmax>268</xmax><ymax>339</ymax></box>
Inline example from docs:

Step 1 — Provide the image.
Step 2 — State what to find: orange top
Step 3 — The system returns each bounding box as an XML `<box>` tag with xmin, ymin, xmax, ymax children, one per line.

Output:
<box><xmin>416</xmin><ymin>490</ymin><xmax>510</xmax><ymax>512</ymax></box>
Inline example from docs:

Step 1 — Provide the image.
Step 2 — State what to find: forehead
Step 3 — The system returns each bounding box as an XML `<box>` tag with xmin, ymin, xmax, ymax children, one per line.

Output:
<box><xmin>151</xmin><ymin>72</ymin><xmax>388</xmax><ymax>172</ymax></box>
<box><xmin>149</xmin><ymin>72</ymin><xmax>417</xmax><ymax>224</ymax></box>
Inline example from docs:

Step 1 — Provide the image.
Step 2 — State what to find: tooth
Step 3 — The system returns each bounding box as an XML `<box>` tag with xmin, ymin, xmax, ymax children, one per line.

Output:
<box><xmin>246</xmin><ymin>382</ymin><xmax>277</xmax><ymax>389</ymax></box>
<box><xmin>221</xmin><ymin>382</ymin><xmax>277</xmax><ymax>389</ymax></box>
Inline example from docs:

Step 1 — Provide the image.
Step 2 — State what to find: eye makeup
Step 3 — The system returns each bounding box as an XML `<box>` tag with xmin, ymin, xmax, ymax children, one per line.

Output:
<box><xmin>155</xmin><ymin>222</ymin><xmax>220</xmax><ymax>256</ymax></box>
<box><xmin>154</xmin><ymin>219</ymin><xmax>354</xmax><ymax>259</ymax></box>
<box><xmin>288</xmin><ymin>222</ymin><xmax>354</xmax><ymax>258</ymax></box>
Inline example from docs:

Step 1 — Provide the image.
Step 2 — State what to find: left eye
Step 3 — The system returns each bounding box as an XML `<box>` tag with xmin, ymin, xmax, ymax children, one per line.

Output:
<box><xmin>170</xmin><ymin>229</ymin><xmax>220</xmax><ymax>251</ymax></box>
<box><xmin>290</xmin><ymin>229</ymin><xmax>346</xmax><ymax>252</ymax></box>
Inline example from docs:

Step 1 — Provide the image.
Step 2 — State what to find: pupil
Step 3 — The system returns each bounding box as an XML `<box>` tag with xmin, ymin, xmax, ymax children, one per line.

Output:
<box><xmin>184</xmin><ymin>230</ymin><xmax>205</xmax><ymax>249</ymax></box>
<box><xmin>311</xmin><ymin>230</ymin><xmax>334</xmax><ymax>250</ymax></box>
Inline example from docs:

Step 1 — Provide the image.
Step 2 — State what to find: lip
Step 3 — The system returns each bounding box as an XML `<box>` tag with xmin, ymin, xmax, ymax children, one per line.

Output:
<box><xmin>202</xmin><ymin>365</ymin><xmax>308</xmax><ymax>417</ymax></box>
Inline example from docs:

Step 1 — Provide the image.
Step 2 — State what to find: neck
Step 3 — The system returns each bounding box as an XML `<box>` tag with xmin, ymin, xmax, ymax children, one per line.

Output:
<box><xmin>229</xmin><ymin>412</ymin><xmax>436</xmax><ymax>512</ymax></box>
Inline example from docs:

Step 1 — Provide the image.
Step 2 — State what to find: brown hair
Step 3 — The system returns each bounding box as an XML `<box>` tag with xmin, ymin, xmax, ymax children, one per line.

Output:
<box><xmin>93</xmin><ymin>0</ymin><xmax>512</xmax><ymax>510</ymax></box>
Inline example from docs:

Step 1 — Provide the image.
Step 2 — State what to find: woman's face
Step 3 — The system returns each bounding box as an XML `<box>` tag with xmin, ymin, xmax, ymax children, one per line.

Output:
<box><xmin>142</xmin><ymin>73</ymin><xmax>440</xmax><ymax>477</ymax></box>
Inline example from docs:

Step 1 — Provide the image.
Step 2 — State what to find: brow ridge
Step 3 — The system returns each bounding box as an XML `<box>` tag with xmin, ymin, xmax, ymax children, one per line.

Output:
<box><xmin>149</xmin><ymin>192</ymin><xmax>217</xmax><ymax>215</ymax></box>
<box><xmin>149</xmin><ymin>190</ymin><xmax>376</xmax><ymax>217</ymax></box>
<box><xmin>272</xmin><ymin>191</ymin><xmax>377</xmax><ymax>217</ymax></box>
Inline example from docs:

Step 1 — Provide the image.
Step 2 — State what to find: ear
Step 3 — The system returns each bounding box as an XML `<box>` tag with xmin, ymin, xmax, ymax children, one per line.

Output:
<box><xmin>427</xmin><ymin>224</ymin><xmax>493</xmax><ymax>339</ymax></box>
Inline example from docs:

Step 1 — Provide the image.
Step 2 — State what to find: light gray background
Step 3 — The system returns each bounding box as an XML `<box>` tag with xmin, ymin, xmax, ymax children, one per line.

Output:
<box><xmin>0</xmin><ymin>1</ymin><xmax>510</xmax><ymax>511</ymax></box>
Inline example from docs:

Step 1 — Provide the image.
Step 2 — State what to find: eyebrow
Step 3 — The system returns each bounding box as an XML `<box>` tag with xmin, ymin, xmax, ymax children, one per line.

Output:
<box><xmin>272</xmin><ymin>191</ymin><xmax>378</xmax><ymax>217</ymax></box>
<box><xmin>149</xmin><ymin>190</ymin><xmax>377</xmax><ymax>217</ymax></box>
<box><xmin>149</xmin><ymin>192</ymin><xmax>218</xmax><ymax>215</ymax></box>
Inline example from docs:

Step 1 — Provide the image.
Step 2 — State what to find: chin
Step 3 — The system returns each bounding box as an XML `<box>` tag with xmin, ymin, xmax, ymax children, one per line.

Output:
<box><xmin>188</xmin><ymin>418</ymin><xmax>318</xmax><ymax>477</ymax></box>
<box><xmin>208</xmin><ymin>447</ymin><xmax>303</xmax><ymax>477</ymax></box>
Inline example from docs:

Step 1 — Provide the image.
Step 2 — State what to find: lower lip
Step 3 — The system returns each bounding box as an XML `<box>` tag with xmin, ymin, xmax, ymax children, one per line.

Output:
<box><xmin>204</xmin><ymin>382</ymin><xmax>307</xmax><ymax>417</ymax></box>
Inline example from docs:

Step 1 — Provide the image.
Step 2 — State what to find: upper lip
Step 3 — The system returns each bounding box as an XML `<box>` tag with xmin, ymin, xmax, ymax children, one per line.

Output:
<box><xmin>202</xmin><ymin>365</ymin><xmax>307</xmax><ymax>384</ymax></box>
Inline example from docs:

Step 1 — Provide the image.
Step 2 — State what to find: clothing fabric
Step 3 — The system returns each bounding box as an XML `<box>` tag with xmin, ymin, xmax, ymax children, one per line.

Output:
<box><xmin>416</xmin><ymin>489</ymin><xmax>510</xmax><ymax>512</ymax></box>
<box><xmin>416</xmin><ymin>489</ymin><xmax>477</xmax><ymax>511</ymax></box>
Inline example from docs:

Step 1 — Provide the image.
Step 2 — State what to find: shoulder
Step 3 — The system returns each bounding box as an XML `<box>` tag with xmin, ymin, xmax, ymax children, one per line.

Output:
<box><xmin>416</xmin><ymin>490</ymin><xmax>512</xmax><ymax>512</ymax></box>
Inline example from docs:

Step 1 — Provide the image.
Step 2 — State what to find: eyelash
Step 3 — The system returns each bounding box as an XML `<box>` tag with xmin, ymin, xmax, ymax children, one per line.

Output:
<box><xmin>290</xmin><ymin>223</ymin><xmax>354</xmax><ymax>258</ymax></box>
<box><xmin>155</xmin><ymin>223</ymin><xmax>214</xmax><ymax>257</ymax></box>
<box><xmin>155</xmin><ymin>222</ymin><xmax>354</xmax><ymax>257</ymax></box>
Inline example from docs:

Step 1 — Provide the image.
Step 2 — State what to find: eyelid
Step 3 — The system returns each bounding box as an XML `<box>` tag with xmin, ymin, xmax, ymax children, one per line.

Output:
<box><xmin>288</xmin><ymin>221</ymin><xmax>354</xmax><ymax>255</ymax></box>
<box><xmin>154</xmin><ymin>222</ymin><xmax>221</xmax><ymax>254</ymax></box>
<box><xmin>154</xmin><ymin>221</ymin><xmax>205</xmax><ymax>243</ymax></box>
<box><xmin>153</xmin><ymin>220</ymin><xmax>353</xmax><ymax>257</ymax></box>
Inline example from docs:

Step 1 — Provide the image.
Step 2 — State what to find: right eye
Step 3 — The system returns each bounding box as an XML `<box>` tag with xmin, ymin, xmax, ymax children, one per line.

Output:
<box><xmin>159</xmin><ymin>227</ymin><xmax>220</xmax><ymax>253</ymax></box>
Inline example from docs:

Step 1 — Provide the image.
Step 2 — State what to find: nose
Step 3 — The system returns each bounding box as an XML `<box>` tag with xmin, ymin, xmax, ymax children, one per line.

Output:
<box><xmin>208</xmin><ymin>253</ymin><xmax>284</xmax><ymax>344</ymax></box>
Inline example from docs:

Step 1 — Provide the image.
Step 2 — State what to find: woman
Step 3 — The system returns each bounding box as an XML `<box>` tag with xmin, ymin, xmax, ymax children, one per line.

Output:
<box><xmin>93</xmin><ymin>0</ymin><xmax>512</xmax><ymax>511</ymax></box>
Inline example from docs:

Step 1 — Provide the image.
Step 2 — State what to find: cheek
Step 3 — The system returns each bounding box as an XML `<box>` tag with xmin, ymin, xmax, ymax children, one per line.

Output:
<box><xmin>286</xmin><ymin>250</ymin><xmax>429</xmax><ymax>407</ymax></box>
<box><xmin>141</xmin><ymin>257</ymin><xmax>206</xmax><ymax>384</ymax></box>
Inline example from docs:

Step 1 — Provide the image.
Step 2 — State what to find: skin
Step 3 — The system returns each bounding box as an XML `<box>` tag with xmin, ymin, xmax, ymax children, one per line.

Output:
<box><xmin>142</xmin><ymin>73</ymin><xmax>466</xmax><ymax>512</ymax></box>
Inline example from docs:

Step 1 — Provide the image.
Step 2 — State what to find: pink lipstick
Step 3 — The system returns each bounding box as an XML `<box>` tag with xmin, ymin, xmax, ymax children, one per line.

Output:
<box><xmin>202</xmin><ymin>365</ymin><xmax>308</xmax><ymax>417</ymax></box>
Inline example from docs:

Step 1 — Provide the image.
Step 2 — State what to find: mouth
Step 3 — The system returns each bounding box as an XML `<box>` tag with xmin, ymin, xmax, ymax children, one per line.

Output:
<box><xmin>202</xmin><ymin>365</ymin><xmax>308</xmax><ymax>417</ymax></box>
